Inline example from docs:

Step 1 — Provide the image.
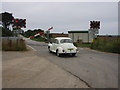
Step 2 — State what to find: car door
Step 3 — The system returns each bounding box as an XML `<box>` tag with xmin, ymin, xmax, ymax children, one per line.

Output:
<box><xmin>53</xmin><ymin>39</ymin><xmax>59</xmax><ymax>51</ymax></box>
<box><xmin>51</xmin><ymin>39</ymin><xmax>56</xmax><ymax>52</ymax></box>
<box><xmin>49</xmin><ymin>39</ymin><xmax>55</xmax><ymax>51</ymax></box>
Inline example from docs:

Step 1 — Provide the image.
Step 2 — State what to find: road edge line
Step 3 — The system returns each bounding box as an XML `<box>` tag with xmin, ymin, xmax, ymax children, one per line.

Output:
<box><xmin>27</xmin><ymin>45</ymin><xmax>37</xmax><ymax>51</ymax></box>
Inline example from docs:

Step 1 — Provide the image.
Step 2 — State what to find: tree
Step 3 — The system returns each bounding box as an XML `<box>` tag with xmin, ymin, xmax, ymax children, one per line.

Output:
<box><xmin>24</xmin><ymin>29</ymin><xmax>44</xmax><ymax>38</ymax></box>
<box><xmin>1</xmin><ymin>27</ymin><xmax>13</xmax><ymax>37</ymax></box>
<box><xmin>0</xmin><ymin>12</ymin><xmax>14</xmax><ymax>29</ymax></box>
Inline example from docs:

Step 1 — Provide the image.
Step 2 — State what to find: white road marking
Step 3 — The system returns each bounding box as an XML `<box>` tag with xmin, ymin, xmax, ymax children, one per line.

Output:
<box><xmin>27</xmin><ymin>45</ymin><xmax>37</xmax><ymax>51</ymax></box>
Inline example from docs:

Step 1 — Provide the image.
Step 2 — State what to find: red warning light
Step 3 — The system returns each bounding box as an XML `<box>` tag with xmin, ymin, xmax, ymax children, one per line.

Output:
<box><xmin>15</xmin><ymin>20</ymin><xmax>18</xmax><ymax>23</ymax></box>
<box><xmin>24</xmin><ymin>19</ymin><xmax>26</xmax><ymax>21</ymax></box>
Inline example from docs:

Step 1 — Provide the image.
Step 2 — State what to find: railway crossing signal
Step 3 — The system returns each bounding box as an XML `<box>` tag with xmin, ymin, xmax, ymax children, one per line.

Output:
<box><xmin>90</xmin><ymin>21</ymin><xmax>100</xmax><ymax>29</ymax></box>
<box><xmin>13</xmin><ymin>18</ymin><xmax>26</xmax><ymax>28</ymax></box>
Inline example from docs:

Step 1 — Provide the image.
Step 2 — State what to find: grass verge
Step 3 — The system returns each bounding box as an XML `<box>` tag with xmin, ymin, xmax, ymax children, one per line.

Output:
<box><xmin>74</xmin><ymin>38</ymin><xmax>120</xmax><ymax>54</ymax></box>
<box><xmin>30</xmin><ymin>37</ymin><xmax>46</xmax><ymax>42</ymax></box>
<box><xmin>74</xmin><ymin>43</ymin><xmax>91</xmax><ymax>48</ymax></box>
<box><xmin>91</xmin><ymin>38</ymin><xmax>120</xmax><ymax>54</ymax></box>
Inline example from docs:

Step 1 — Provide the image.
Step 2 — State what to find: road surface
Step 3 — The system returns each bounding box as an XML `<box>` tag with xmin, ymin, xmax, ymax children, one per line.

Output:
<box><xmin>26</xmin><ymin>38</ymin><xmax>118</xmax><ymax>88</ymax></box>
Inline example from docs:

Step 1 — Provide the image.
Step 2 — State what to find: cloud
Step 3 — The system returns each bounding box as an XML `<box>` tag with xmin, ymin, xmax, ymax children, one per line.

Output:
<box><xmin>2</xmin><ymin>2</ymin><xmax>118</xmax><ymax>35</ymax></box>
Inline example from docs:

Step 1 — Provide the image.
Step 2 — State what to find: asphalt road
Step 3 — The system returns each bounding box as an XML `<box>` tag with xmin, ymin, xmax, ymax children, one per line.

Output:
<box><xmin>26</xmin><ymin>38</ymin><xmax>118</xmax><ymax>88</ymax></box>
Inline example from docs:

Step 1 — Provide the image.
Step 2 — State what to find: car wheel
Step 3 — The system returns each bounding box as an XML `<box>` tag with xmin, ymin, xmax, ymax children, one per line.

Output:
<box><xmin>56</xmin><ymin>50</ymin><xmax>61</xmax><ymax>57</ymax></box>
<box><xmin>72</xmin><ymin>53</ymin><xmax>76</xmax><ymax>56</ymax></box>
<box><xmin>48</xmin><ymin>47</ymin><xmax>52</xmax><ymax>53</ymax></box>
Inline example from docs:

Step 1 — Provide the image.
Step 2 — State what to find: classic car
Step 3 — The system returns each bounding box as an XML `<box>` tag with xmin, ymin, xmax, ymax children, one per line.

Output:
<box><xmin>48</xmin><ymin>37</ymin><xmax>78</xmax><ymax>57</ymax></box>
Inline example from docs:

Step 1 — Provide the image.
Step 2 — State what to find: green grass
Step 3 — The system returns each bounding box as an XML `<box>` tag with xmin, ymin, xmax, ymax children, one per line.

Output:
<box><xmin>91</xmin><ymin>38</ymin><xmax>120</xmax><ymax>54</ymax></box>
<box><xmin>31</xmin><ymin>37</ymin><xmax>46</xmax><ymax>42</ymax></box>
<box><xmin>74</xmin><ymin>43</ymin><xmax>91</xmax><ymax>48</ymax></box>
<box><xmin>74</xmin><ymin>38</ymin><xmax>120</xmax><ymax>54</ymax></box>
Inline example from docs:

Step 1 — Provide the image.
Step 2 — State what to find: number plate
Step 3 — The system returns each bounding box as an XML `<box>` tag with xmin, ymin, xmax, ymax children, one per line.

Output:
<box><xmin>68</xmin><ymin>48</ymin><xmax>73</xmax><ymax>50</ymax></box>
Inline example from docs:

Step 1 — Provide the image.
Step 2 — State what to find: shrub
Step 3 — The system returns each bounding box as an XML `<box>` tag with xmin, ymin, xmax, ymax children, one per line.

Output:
<box><xmin>1</xmin><ymin>27</ymin><xmax>13</xmax><ymax>37</ymax></box>
<box><xmin>31</xmin><ymin>36</ymin><xmax>46</xmax><ymax>42</ymax></box>
<box><xmin>91</xmin><ymin>37</ymin><xmax>120</xmax><ymax>54</ymax></box>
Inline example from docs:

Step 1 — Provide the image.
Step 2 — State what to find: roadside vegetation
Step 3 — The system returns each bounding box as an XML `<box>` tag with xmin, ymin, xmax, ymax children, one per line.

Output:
<box><xmin>22</xmin><ymin>29</ymin><xmax>48</xmax><ymax>42</ymax></box>
<box><xmin>23</xmin><ymin>29</ymin><xmax>44</xmax><ymax>38</ymax></box>
<box><xmin>73</xmin><ymin>43</ymin><xmax>91</xmax><ymax>48</ymax></box>
<box><xmin>31</xmin><ymin>36</ymin><xmax>46</xmax><ymax>42</ymax></box>
<box><xmin>74</xmin><ymin>37</ymin><xmax>120</xmax><ymax>54</ymax></box>
<box><xmin>1</xmin><ymin>27</ymin><xmax>13</xmax><ymax>37</ymax></box>
<box><xmin>91</xmin><ymin>37</ymin><xmax>120</xmax><ymax>54</ymax></box>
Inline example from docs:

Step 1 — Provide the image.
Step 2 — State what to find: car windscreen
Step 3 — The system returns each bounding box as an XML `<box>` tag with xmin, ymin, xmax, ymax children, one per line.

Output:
<box><xmin>60</xmin><ymin>39</ymin><xmax>73</xmax><ymax>43</ymax></box>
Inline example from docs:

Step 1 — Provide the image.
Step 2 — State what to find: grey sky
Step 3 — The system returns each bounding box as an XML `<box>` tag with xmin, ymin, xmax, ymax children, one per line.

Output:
<box><xmin>2</xmin><ymin>2</ymin><xmax>118</xmax><ymax>35</ymax></box>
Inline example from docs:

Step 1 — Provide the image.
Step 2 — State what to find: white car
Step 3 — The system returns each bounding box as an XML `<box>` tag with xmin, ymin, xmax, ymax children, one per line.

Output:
<box><xmin>48</xmin><ymin>37</ymin><xmax>78</xmax><ymax>57</ymax></box>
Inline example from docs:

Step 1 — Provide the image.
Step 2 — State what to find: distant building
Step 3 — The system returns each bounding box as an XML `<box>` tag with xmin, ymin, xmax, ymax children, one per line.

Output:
<box><xmin>50</xmin><ymin>33</ymin><xmax>68</xmax><ymax>38</ymax></box>
<box><xmin>68</xmin><ymin>31</ymin><xmax>94</xmax><ymax>43</ymax></box>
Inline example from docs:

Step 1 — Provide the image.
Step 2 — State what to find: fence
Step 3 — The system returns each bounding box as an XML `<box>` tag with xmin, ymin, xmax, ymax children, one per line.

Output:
<box><xmin>2</xmin><ymin>37</ymin><xmax>27</xmax><ymax>51</ymax></box>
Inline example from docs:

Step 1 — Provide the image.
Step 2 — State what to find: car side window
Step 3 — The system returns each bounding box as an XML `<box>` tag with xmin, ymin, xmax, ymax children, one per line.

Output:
<box><xmin>52</xmin><ymin>39</ymin><xmax>56</xmax><ymax>43</ymax></box>
<box><xmin>60</xmin><ymin>39</ymin><xmax>73</xmax><ymax>43</ymax></box>
<box><xmin>56</xmin><ymin>40</ymin><xmax>59</xmax><ymax>44</ymax></box>
<box><xmin>52</xmin><ymin>39</ymin><xmax>58</xmax><ymax>44</ymax></box>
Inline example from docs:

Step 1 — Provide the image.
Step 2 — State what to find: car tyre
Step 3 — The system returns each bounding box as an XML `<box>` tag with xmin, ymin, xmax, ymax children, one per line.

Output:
<box><xmin>48</xmin><ymin>47</ymin><xmax>52</xmax><ymax>53</ymax></box>
<box><xmin>72</xmin><ymin>53</ymin><xmax>76</xmax><ymax>56</ymax></box>
<box><xmin>56</xmin><ymin>50</ymin><xmax>61</xmax><ymax>57</ymax></box>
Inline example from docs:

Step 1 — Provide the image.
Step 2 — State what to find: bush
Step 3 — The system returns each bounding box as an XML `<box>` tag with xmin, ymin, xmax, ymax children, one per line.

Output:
<box><xmin>73</xmin><ymin>42</ymin><xmax>78</xmax><ymax>47</ymax></box>
<box><xmin>31</xmin><ymin>36</ymin><xmax>46</xmax><ymax>42</ymax></box>
<box><xmin>73</xmin><ymin>42</ymin><xmax>91</xmax><ymax>48</ymax></box>
<box><xmin>91</xmin><ymin>38</ymin><xmax>120</xmax><ymax>54</ymax></box>
<box><xmin>1</xmin><ymin>27</ymin><xmax>13</xmax><ymax>37</ymax></box>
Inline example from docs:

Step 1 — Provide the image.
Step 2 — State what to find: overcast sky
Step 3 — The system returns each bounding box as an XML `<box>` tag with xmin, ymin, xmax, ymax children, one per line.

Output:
<box><xmin>2</xmin><ymin>2</ymin><xmax>118</xmax><ymax>35</ymax></box>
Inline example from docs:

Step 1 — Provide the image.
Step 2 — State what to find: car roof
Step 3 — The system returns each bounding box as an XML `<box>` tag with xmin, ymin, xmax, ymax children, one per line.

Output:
<box><xmin>55</xmin><ymin>37</ymin><xmax>71</xmax><ymax>40</ymax></box>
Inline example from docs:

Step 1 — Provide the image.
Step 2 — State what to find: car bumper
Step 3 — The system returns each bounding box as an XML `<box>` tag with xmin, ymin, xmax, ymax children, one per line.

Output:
<box><xmin>60</xmin><ymin>51</ymin><xmax>78</xmax><ymax>54</ymax></box>
<box><xmin>58</xmin><ymin>48</ymin><xmax>79</xmax><ymax>54</ymax></box>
